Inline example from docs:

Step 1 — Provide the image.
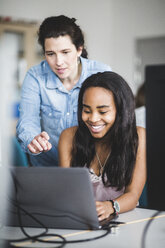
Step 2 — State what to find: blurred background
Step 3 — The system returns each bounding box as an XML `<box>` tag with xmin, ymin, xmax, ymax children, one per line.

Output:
<box><xmin>0</xmin><ymin>0</ymin><xmax>165</xmax><ymax>215</ymax></box>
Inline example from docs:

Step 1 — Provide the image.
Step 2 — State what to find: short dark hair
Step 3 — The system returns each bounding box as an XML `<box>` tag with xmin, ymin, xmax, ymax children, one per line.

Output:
<box><xmin>135</xmin><ymin>83</ymin><xmax>145</xmax><ymax>108</ymax></box>
<box><xmin>38</xmin><ymin>15</ymin><xmax>88</xmax><ymax>58</ymax></box>
<box><xmin>71</xmin><ymin>71</ymin><xmax>138</xmax><ymax>190</ymax></box>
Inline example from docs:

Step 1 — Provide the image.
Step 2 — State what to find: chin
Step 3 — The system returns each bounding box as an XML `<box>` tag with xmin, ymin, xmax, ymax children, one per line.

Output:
<box><xmin>90</xmin><ymin>132</ymin><xmax>105</xmax><ymax>139</ymax></box>
<box><xmin>91</xmin><ymin>130</ymin><xmax>111</xmax><ymax>141</ymax></box>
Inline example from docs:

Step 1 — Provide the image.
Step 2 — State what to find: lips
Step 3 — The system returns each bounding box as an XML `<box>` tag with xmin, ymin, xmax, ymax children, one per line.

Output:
<box><xmin>56</xmin><ymin>68</ymin><xmax>66</xmax><ymax>74</ymax></box>
<box><xmin>87</xmin><ymin>124</ymin><xmax>105</xmax><ymax>133</ymax></box>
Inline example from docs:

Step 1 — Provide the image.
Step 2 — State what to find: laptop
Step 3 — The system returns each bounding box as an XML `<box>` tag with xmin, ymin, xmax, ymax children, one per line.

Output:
<box><xmin>3</xmin><ymin>167</ymin><xmax>116</xmax><ymax>230</ymax></box>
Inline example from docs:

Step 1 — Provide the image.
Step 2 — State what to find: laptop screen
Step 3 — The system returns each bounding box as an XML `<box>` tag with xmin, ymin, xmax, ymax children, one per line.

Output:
<box><xmin>4</xmin><ymin>167</ymin><xmax>103</xmax><ymax>230</ymax></box>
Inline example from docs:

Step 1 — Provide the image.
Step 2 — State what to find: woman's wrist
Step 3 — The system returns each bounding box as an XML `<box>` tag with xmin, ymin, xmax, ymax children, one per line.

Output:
<box><xmin>109</xmin><ymin>200</ymin><xmax>120</xmax><ymax>215</ymax></box>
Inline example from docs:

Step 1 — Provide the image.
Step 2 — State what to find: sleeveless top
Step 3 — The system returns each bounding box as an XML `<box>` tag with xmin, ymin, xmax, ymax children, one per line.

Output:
<box><xmin>88</xmin><ymin>168</ymin><xmax>125</xmax><ymax>201</ymax></box>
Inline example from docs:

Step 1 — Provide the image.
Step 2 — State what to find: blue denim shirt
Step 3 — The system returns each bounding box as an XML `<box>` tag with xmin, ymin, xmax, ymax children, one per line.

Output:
<box><xmin>16</xmin><ymin>57</ymin><xmax>111</xmax><ymax>154</ymax></box>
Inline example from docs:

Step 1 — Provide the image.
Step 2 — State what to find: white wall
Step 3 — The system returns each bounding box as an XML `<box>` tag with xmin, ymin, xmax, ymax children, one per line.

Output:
<box><xmin>0</xmin><ymin>0</ymin><xmax>113</xmax><ymax>64</ymax></box>
<box><xmin>0</xmin><ymin>0</ymin><xmax>165</xmax><ymax>93</ymax></box>
<box><xmin>109</xmin><ymin>0</ymin><xmax>165</xmax><ymax>92</ymax></box>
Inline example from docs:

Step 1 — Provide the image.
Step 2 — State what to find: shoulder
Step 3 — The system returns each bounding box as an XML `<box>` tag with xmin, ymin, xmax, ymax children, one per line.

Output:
<box><xmin>27</xmin><ymin>60</ymin><xmax>52</xmax><ymax>76</ymax></box>
<box><xmin>58</xmin><ymin>126</ymin><xmax>78</xmax><ymax>166</ymax></box>
<box><xmin>61</xmin><ymin>126</ymin><xmax>77</xmax><ymax>137</ymax></box>
<box><xmin>58</xmin><ymin>126</ymin><xmax>78</xmax><ymax>167</ymax></box>
<box><xmin>60</xmin><ymin>126</ymin><xmax>78</xmax><ymax>144</ymax></box>
<box><xmin>80</xmin><ymin>57</ymin><xmax>111</xmax><ymax>73</ymax></box>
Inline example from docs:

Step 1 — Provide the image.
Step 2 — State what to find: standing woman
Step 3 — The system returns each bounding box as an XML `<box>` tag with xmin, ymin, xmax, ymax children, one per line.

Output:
<box><xmin>58</xmin><ymin>71</ymin><xmax>146</xmax><ymax>220</ymax></box>
<box><xmin>16</xmin><ymin>15</ymin><xmax>111</xmax><ymax>166</ymax></box>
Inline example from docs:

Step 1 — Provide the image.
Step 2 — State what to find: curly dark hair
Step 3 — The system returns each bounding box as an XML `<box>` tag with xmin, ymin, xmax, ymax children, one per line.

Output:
<box><xmin>71</xmin><ymin>71</ymin><xmax>138</xmax><ymax>190</ymax></box>
<box><xmin>38</xmin><ymin>15</ymin><xmax>88</xmax><ymax>58</ymax></box>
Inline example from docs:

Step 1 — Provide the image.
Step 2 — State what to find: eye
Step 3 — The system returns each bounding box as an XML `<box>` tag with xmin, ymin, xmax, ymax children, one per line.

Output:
<box><xmin>84</xmin><ymin>110</ymin><xmax>91</xmax><ymax>114</ymax></box>
<box><xmin>99</xmin><ymin>111</ymin><xmax>108</xmax><ymax>114</ymax></box>
<box><xmin>63</xmin><ymin>51</ymin><xmax>70</xmax><ymax>54</ymax></box>
<box><xmin>83</xmin><ymin>108</ymin><xmax>91</xmax><ymax>114</ymax></box>
<box><xmin>46</xmin><ymin>53</ymin><xmax>54</xmax><ymax>57</ymax></box>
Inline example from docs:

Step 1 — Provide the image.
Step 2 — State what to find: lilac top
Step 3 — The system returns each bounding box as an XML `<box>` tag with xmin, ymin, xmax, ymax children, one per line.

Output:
<box><xmin>89</xmin><ymin>169</ymin><xmax>125</xmax><ymax>201</ymax></box>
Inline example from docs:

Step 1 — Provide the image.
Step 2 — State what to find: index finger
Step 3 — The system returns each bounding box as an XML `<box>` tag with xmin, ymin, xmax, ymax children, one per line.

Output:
<box><xmin>41</xmin><ymin>131</ymin><xmax>50</xmax><ymax>141</ymax></box>
<box><xmin>95</xmin><ymin>201</ymin><xmax>102</xmax><ymax>207</ymax></box>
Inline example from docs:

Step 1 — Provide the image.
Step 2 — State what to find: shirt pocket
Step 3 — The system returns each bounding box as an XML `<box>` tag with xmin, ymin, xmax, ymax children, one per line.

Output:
<box><xmin>72</xmin><ymin>106</ymin><xmax>78</xmax><ymax>126</ymax></box>
<box><xmin>40</xmin><ymin>104</ymin><xmax>62</xmax><ymax>130</ymax></box>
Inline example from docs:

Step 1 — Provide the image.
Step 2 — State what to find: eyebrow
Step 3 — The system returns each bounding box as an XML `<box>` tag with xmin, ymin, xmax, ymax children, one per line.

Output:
<box><xmin>45</xmin><ymin>49</ymin><xmax>71</xmax><ymax>53</ymax></box>
<box><xmin>45</xmin><ymin>50</ymin><xmax>53</xmax><ymax>52</ymax></box>
<box><xmin>83</xmin><ymin>104</ymin><xmax>110</xmax><ymax>109</ymax></box>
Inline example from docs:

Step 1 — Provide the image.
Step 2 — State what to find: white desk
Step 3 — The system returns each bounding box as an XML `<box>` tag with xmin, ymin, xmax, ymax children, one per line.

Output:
<box><xmin>0</xmin><ymin>207</ymin><xmax>165</xmax><ymax>248</ymax></box>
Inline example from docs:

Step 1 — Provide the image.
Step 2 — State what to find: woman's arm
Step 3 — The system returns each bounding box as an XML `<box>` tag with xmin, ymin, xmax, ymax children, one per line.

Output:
<box><xmin>16</xmin><ymin>70</ymin><xmax>42</xmax><ymax>153</ymax></box>
<box><xmin>117</xmin><ymin>126</ymin><xmax>146</xmax><ymax>212</ymax></box>
<box><xmin>58</xmin><ymin>126</ymin><xmax>77</xmax><ymax>167</ymax></box>
<box><xmin>96</xmin><ymin>127</ymin><xmax>146</xmax><ymax>220</ymax></box>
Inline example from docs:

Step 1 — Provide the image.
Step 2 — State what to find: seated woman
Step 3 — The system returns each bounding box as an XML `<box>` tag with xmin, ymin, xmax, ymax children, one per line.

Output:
<box><xmin>58</xmin><ymin>71</ymin><xmax>146</xmax><ymax>221</ymax></box>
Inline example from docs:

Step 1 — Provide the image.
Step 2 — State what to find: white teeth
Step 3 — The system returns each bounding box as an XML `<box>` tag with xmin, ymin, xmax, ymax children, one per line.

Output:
<box><xmin>92</xmin><ymin>125</ymin><xmax>102</xmax><ymax>129</ymax></box>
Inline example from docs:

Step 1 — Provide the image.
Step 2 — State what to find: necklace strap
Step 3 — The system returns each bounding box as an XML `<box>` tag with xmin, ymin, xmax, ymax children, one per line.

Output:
<box><xmin>96</xmin><ymin>151</ymin><xmax>110</xmax><ymax>175</ymax></box>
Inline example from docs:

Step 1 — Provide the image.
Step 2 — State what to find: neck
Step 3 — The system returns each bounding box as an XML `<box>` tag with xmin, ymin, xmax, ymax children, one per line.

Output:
<box><xmin>62</xmin><ymin>62</ymin><xmax>82</xmax><ymax>91</ymax></box>
<box><xmin>95</xmin><ymin>138</ymin><xmax>111</xmax><ymax>161</ymax></box>
<box><xmin>94</xmin><ymin>135</ymin><xmax>110</xmax><ymax>148</ymax></box>
<box><xmin>95</xmin><ymin>143</ymin><xmax>110</xmax><ymax>155</ymax></box>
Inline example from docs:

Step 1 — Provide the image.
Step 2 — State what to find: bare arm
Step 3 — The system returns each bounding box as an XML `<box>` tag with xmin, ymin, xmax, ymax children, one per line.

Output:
<box><xmin>116</xmin><ymin>127</ymin><xmax>147</xmax><ymax>212</ymax></box>
<box><xmin>58</xmin><ymin>126</ymin><xmax>77</xmax><ymax>167</ymax></box>
<box><xmin>96</xmin><ymin>127</ymin><xmax>146</xmax><ymax>220</ymax></box>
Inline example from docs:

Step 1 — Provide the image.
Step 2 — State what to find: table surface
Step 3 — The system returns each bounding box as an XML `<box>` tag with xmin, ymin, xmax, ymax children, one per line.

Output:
<box><xmin>0</xmin><ymin>207</ymin><xmax>165</xmax><ymax>248</ymax></box>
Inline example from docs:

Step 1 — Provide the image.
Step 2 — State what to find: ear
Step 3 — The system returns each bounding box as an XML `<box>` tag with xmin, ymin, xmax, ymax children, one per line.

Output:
<box><xmin>77</xmin><ymin>46</ymin><xmax>83</xmax><ymax>57</ymax></box>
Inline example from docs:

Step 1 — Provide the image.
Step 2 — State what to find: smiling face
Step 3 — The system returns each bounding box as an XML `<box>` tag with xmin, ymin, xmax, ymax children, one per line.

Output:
<box><xmin>44</xmin><ymin>35</ymin><xmax>82</xmax><ymax>81</ymax></box>
<box><xmin>82</xmin><ymin>87</ymin><xmax>117</xmax><ymax>139</ymax></box>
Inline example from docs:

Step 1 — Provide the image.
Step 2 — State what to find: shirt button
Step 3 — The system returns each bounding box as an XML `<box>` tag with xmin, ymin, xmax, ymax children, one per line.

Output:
<box><xmin>66</xmin><ymin>112</ymin><xmax>70</xmax><ymax>116</ymax></box>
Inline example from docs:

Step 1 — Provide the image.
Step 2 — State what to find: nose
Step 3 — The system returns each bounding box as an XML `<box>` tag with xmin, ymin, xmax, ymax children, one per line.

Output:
<box><xmin>88</xmin><ymin>112</ymin><xmax>101</xmax><ymax>123</ymax></box>
<box><xmin>55</xmin><ymin>54</ymin><xmax>63</xmax><ymax>66</ymax></box>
